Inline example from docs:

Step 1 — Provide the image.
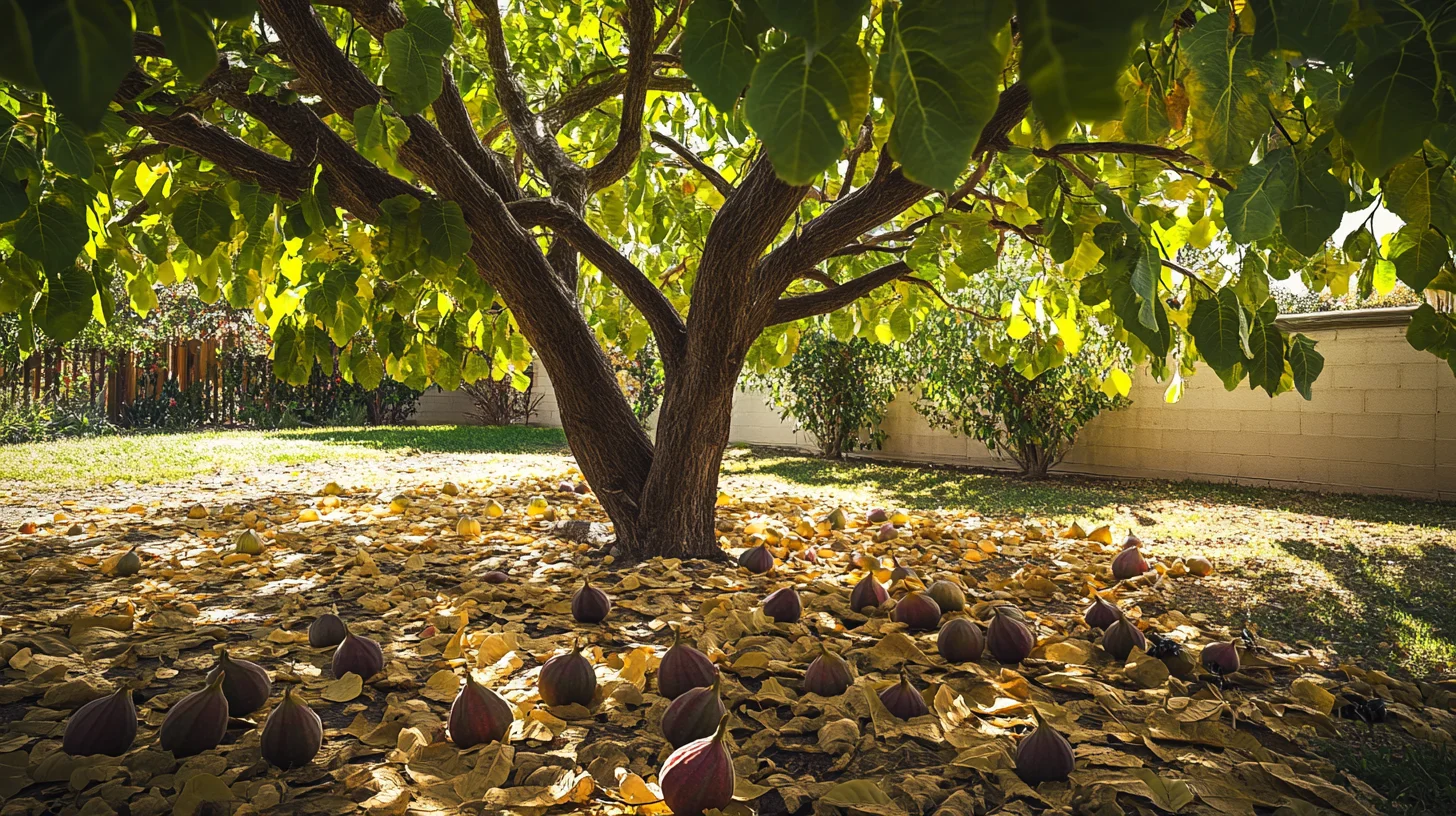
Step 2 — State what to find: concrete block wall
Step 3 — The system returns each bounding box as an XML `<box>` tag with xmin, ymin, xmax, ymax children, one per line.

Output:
<box><xmin>414</xmin><ymin>317</ymin><xmax>1456</xmax><ymax>500</ymax></box>
<box><xmin>1053</xmin><ymin>322</ymin><xmax>1454</xmax><ymax>498</ymax></box>
<box><xmin>411</xmin><ymin>386</ymin><xmax>476</xmax><ymax>425</ymax></box>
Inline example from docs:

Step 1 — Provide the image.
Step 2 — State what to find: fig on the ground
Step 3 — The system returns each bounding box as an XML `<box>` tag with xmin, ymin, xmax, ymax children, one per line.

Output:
<box><xmin>658</xmin><ymin>626</ymin><xmax>718</xmax><ymax>700</ymax></box>
<box><xmin>571</xmin><ymin>578</ymin><xmax>612</xmax><ymax>623</ymax></box>
<box><xmin>205</xmin><ymin>649</ymin><xmax>272</xmax><ymax>715</ymax></box>
<box><xmin>260</xmin><ymin>686</ymin><xmax>324</xmax><ymax>769</ymax></box>
<box><xmin>448</xmin><ymin>676</ymin><xmax>514</xmax><ymax>748</ymax></box>
<box><xmin>159</xmin><ymin>674</ymin><xmax>230</xmax><ymax>758</ymax></box>
<box><xmin>661</xmin><ymin>674</ymin><xmax>726</xmax><ymax>748</ymax></box>
<box><xmin>62</xmin><ymin>687</ymin><xmax>136</xmax><ymax>757</ymax></box>
<box><xmin>659</xmin><ymin>713</ymin><xmax>735</xmax><ymax>816</ymax></box>
<box><xmin>987</xmin><ymin>606</ymin><xmax>1035</xmax><ymax>664</ymax></box>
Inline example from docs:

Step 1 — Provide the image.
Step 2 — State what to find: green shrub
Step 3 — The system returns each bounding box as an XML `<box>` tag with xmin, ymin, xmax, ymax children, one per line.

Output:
<box><xmin>747</xmin><ymin>329</ymin><xmax>906</xmax><ymax>459</ymax></box>
<box><xmin>0</xmin><ymin>402</ymin><xmax>53</xmax><ymax>444</ymax></box>
<box><xmin>913</xmin><ymin>313</ymin><xmax>1130</xmax><ymax>479</ymax></box>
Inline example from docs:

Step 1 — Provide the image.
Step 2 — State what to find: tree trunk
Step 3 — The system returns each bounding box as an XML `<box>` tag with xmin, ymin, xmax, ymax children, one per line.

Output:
<box><xmin>619</xmin><ymin>353</ymin><xmax>743</xmax><ymax>561</ymax></box>
<box><xmin>1016</xmin><ymin>443</ymin><xmax>1051</xmax><ymax>480</ymax></box>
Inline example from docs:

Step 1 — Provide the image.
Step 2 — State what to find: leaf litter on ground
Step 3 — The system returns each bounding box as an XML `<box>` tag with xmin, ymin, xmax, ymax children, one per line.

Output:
<box><xmin>0</xmin><ymin>456</ymin><xmax>1452</xmax><ymax>816</ymax></box>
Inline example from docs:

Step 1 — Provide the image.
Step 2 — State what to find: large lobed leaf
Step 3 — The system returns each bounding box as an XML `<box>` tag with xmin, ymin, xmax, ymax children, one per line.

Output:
<box><xmin>884</xmin><ymin>0</ymin><xmax>1012</xmax><ymax>190</ymax></box>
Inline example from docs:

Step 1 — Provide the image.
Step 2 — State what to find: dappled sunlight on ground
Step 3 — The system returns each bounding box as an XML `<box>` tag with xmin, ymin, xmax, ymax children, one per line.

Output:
<box><xmin>724</xmin><ymin>448</ymin><xmax>1456</xmax><ymax>677</ymax></box>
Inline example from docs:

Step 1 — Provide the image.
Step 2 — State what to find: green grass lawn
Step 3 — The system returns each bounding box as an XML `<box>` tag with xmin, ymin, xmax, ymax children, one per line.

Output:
<box><xmin>0</xmin><ymin>425</ymin><xmax>567</xmax><ymax>486</ymax></box>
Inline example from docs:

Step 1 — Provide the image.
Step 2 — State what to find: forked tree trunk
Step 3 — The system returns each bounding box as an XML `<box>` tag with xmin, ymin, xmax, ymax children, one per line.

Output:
<box><xmin>615</xmin><ymin>345</ymin><xmax>746</xmax><ymax>561</ymax></box>
<box><xmin>523</xmin><ymin>298</ymin><xmax>752</xmax><ymax>562</ymax></box>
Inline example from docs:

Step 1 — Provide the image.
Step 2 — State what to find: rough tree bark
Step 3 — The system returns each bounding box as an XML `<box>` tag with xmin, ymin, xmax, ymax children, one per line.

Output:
<box><xmin>122</xmin><ymin>0</ymin><xmax>1033</xmax><ymax>562</ymax></box>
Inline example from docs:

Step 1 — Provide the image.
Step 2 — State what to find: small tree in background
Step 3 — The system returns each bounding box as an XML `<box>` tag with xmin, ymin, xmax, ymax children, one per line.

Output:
<box><xmin>461</xmin><ymin>375</ymin><xmax>540</xmax><ymax>426</ymax></box>
<box><xmin>914</xmin><ymin>310</ymin><xmax>1131</xmax><ymax>479</ymax></box>
<box><xmin>748</xmin><ymin>328</ymin><xmax>905</xmax><ymax>459</ymax></box>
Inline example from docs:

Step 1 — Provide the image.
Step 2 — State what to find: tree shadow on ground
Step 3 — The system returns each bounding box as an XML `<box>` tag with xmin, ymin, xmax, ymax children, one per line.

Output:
<box><xmin>1266</xmin><ymin>538</ymin><xmax>1456</xmax><ymax>673</ymax></box>
<box><xmin>726</xmin><ymin>448</ymin><xmax>1456</xmax><ymax>529</ymax></box>
<box><xmin>274</xmin><ymin>425</ymin><xmax>568</xmax><ymax>455</ymax></box>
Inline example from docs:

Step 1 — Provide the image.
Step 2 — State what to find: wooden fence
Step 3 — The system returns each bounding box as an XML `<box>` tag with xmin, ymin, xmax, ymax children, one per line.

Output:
<box><xmin>0</xmin><ymin>336</ymin><xmax>268</xmax><ymax>425</ymax></box>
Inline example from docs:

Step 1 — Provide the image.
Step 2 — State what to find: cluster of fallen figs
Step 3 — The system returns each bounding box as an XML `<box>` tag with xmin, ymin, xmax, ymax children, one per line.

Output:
<box><xmin>64</xmin><ymin>507</ymin><xmax>1234</xmax><ymax>816</ymax></box>
<box><xmin>555</xmin><ymin>532</ymin><xmax>1242</xmax><ymax>813</ymax></box>
<box><xmin>60</xmin><ymin>612</ymin><xmax>383</xmax><ymax>769</ymax></box>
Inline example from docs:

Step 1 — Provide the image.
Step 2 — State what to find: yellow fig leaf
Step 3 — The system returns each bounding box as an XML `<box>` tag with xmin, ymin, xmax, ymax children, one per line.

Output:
<box><xmin>323</xmin><ymin>672</ymin><xmax>364</xmax><ymax>702</ymax></box>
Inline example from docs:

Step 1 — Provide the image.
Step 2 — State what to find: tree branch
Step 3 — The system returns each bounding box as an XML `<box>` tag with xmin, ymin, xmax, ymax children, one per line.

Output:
<box><xmin>769</xmin><ymin>261</ymin><xmax>913</xmax><ymax>325</ymax></box>
<box><xmin>205</xmin><ymin>67</ymin><xmax>420</xmax><ymax>221</ymax></box>
<box><xmin>1045</xmin><ymin>153</ymin><xmax>1099</xmax><ymax>191</ymax></box>
<box><xmin>650</xmin><ymin>131</ymin><xmax>733</xmax><ymax>196</ymax></box>
<box><xmin>759</xmin><ymin>157</ymin><xmax>931</xmax><ymax>287</ymax></box>
<box><xmin>121</xmin><ymin>109</ymin><xmax>315</xmax><ymax>199</ymax></box>
<box><xmin>585</xmin><ymin>0</ymin><xmax>656</xmax><ymax>192</ymax></box>
<box><xmin>760</xmin><ymin>81</ymin><xmax>1034</xmax><ymax>290</ymax></box>
<box><xmin>508</xmin><ymin>197</ymin><xmax>687</xmax><ymax>369</ymax></box>
<box><xmin>900</xmin><ymin>277</ymin><xmax>1002</xmax><ymax>322</ymax></box>
<box><xmin>1038</xmin><ymin>141</ymin><xmax>1202</xmax><ymax>162</ymax></box>
<box><xmin>838</xmin><ymin>114</ymin><xmax>876</xmax><ymax>200</ymax></box>
<box><xmin>478</xmin><ymin>62</ymin><xmax>690</xmax><ymax>143</ymax></box>
<box><xmin>470</xmin><ymin>0</ymin><xmax>585</xmax><ymax>191</ymax></box>
<box><xmin>320</xmin><ymin>0</ymin><xmax>521</xmax><ymax>201</ymax></box>
<box><xmin>703</xmin><ymin>158</ymin><xmax>810</xmax><ymax>298</ymax></box>
<box><xmin>828</xmin><ymin>243</ymin><xmax>910</xmax><ymax>259</ymax></box>
<box><xmin>257</xmin><ymin>0</ymin><xmax>382</xmax><ymax>118</ymax></box>
<box><xmin>116</xmin><ymin>65</ymin><xmax>316</xmax><ymax>201</ymax></box>
<box><xmin>1033</xmin><ymin>141</ymin><xmax>1233</xmax><ymax>191</ymax></box>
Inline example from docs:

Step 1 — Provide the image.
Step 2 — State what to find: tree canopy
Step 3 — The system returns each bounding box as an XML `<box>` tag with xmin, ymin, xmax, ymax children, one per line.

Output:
<box><xmin>1</xmin><ymin>0</ymin><xmax>1454</xmax><ymax>555</ymax></box>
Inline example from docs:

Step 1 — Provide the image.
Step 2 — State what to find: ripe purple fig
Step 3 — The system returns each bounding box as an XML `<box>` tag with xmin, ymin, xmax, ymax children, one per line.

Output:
<box><xmin>308</xmin><ymin>612</ymin><xmax>347</xmax><ymax>648</ymax></box>
<box><xmin>571</xmin><ymin>578</ymin><xmax>612</xmax><ymax>624</ymax></box>
<box><xmin>891</xmin><ymin>591</ymin><xmax>942</xmax><ymax>631</ymax></box>
<box><xmin>803</xmin><ymin>643</ymin><xmax>854</xmax><ymax>696</ymax></box>
<box><xmin>878</xmin><ymin>667</ymin><xmax>929</xmax><ymax>719</ymax></box>
<box><xmin>937</xmin><ymin>617</ymin><xmax>984</xmax><ymax>663</ymax></box>
<box><xmin>259</xmin><ymin>686</ymin><xmax>323</xmax><ymax>769</ymax></box>
<box><xmin>62</xmin><ymin>687</ymin><xmax>136</xmax><ymax>757</ymax></box>
<box><xmin>849</xmin><ymin>574</ymin><xmax>889</xmax><ymax>612</ymax></box>
<box><xmin>1112</xmin><ymin>545</ymin><xmax>1149</xmax><ymax>580</ymax></box>
<box><xmin>866</xmin><ymin>508</ymin><xmax>889</xmax><ymax>524</ymax></box>
<box><xmin>449</xmin><ymin>676</ymin><xmax>514</xmax><ymax>747</ymax></box>
<box><xmin>889</xmin><ymin>556</ymin><xmax>917</xmax><ymax>582</ymax></box>
<box><xmin>876</xmin><ymin>523</ymin><xmax>899</xmax><ymax>543</ymax></box>
<box><xmin>658</xmin><ymin>626</ymin><xmax>718</xmax><ymax>700</ymax></box>
<box><xmin>1015</xmin><ymin>710</ymin><xmax>1075</xmax><ymax>785</ymax></box>
<box><xmin>332</xmin><ymin>627</ymin><xmax>385</xmax><ymax>680</ymax></box>
<box><xmin>1101</xmin><ymin>613</ymin><xmax>1147</xmax><ymax>661</ymax></box>
<box><xmin>159</xmin><ymin>674</ymin><xmax>230</xmax><ymax>758</ymax></box>
<box><xmin>659</xmin><ymin>713</ymin><xmax>735</xmax><ymax>816</ymax></box>
<box><xmin>556</xmin><ymin>480</ymin><xmax>576</xmax><ymax>494</ymax></box>
<box><xmin>574</xmin><ymin>481</ymin><xmax>591</xmax><ymax>495</ymax></box>
<box><xmin>539</xmin><ymin>642</ymin><xmax>597</xmax><ymax>707</ymax></box>
<box><xmin>661</xmin><ymin>674</ymin><xmax>726</xmax><ymax>748</ymax></box>
<box><xmin>1083</xmin><ymin>595</ymin><xmax>1120</xmax><ymax>630</ymax></box>
<box><xmin>483</xmin><ymin>571</ymin><xmax>509</xmax><ymax>584</ymax></box>
<box><xmin>927</xmin><ymin>579</ymin><xmax>966</xmax><ymax>612</ymax></box>
<box><xmin>737</xmin><ymin>543</ymin><xmax>774</xmax><ymax>574</ymax></box>
<box><xmin>205</xmin><ymin>648</ymin><xmax>272</xmax><ymax>715</ymax></box>
<box><xmin>987</xmin><ymin>607</ymin><xmax>1035</xmax><ymax>664</ymax></box>
<box><xmin>762</xmin><ymin>586</ymin><xmax>802</xmax><ymax>623</ymax></box>
<box><xmin>1201</xmin><ymin>641</ymin><xmax>1240</xmax><ymax>676</ymax></box>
